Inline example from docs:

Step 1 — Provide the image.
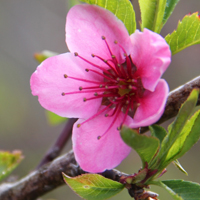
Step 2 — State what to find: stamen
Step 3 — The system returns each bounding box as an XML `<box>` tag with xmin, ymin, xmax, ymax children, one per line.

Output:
<box><xmin>75</xmin><ymin>53</ymin><xmax>114</xmax><ymax>76</ymax></box>
<box><xmin>62</xmin><ymin>88</ymin><xmax>111</xmax><ymax>96</ymax></box>
<box><xmin>97</xmin><ymin>105</ymin><xmax>122</xmax><ymax>140</ymax></box>
<box><xmin>78</xmin><ymin>103</ymin><xmax>113</xmax><ymax>127</ymax></box>
<box><xmin>121</xmin><ymin>103</ymin><xmax>131</xmax><ymax>127</ymax></box>
<box><xmin>63</xmin><ymin>75</ymin><xmax>106</xmax><ymax>85</ymax></box>
<box><xmin>117</xmin><ymin>63</ymin><xmax>127</xmax><ymax>78</ymax></box>
<box><xmin>84</xmin><ymin>93</ymin><xmax>117</xmax><ymax>102</ymax></box>
<box><xmin>116</xmin><ymin>43</ymin><xmax>133</xmax><ymax>78</ymax></box>
<box><xmin>92</xmin><ymin>54</ymin><xmax>119</xmax><ymax>76</ymax></box>
<box><xmin>105</xmin><ymin>105</ymin><xmax>119</xmax><ymax>117</ymax></box>
<box><xmin>86</xmin><ymin>68</ymin><xmax>117</xmax><ymax>82</ymax></box>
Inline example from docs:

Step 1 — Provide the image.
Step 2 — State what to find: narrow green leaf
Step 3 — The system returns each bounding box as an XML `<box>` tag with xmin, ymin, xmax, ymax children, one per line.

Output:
<box><xmin>155</xmin><ymin>180</ymin><xmax>200</xmax><ymax>200</ymax></box>
<box><xmin>0</xmin><ymin>151</ymin><xmax>23</xmax><ymax>182</ymax></box>
<box><xmin>150</xmin><ymin>89</ymin><xmax>199</xmax><ymax>170</ymax></box>
<box><xmin>120</xmin><ymin>126</ymin><xmax>159</xmax><ymax>166</ymax></box>
<box><xmin>165</xmin><ymin>12</ymin><xmax>200</xmax><ymax>55</ymax></box>
<box><xmin>173</xmin><ymin>160</ymin><xmax>188</xmax><ymax>176</ymax></box>
<box><xmin>163</xmin><ymin>0</ymin><xmax>180</xmax><ymax>25</ymax></box>
<box><xmin>63</xmin><ymin>173</ymin><xmax>124</xmax><ymax>200</ymax></box>
<box><xmin>138</xmin><ymin>0</ymin><xmax>167</xmax><ymax>33</ymax></box>
<box><xmin>167</xmin><ymin>110</ymin><xmax>200</xmax><ymax>162</ymax></box>
<box><xmin>80</xmin><ymin>0</ymin><xmax>136</xmax><ymax>35</ymax></box>
<box><xmin>149</xmin><ymin>125</ymin><xmax>167</xmax><ymax>144</ymax></box>
<box><xmin>34</xmin><ymin>50</ymin><xmax>58</xmax><ymax>63</ymax></box>
<box><xmin>45</xmin><ymin>110</ymin><xmax>67</xmax><ymax>126</ymax></box>
<box><xmin>150</xmin><ymin>125</ymin><xmax>188</xmax><ymax>175</ymax></box>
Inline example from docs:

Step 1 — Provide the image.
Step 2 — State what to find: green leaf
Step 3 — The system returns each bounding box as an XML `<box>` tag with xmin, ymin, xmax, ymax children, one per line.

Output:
<box><xmin>120</xmin><ymin>126</ymin><xmax>159</xmax><ymax>166</ymax></box>
<box><xmin>149</xmin><ymin>125</ymin><xmax>167</xmax><ymax>144</ymax></box>
<box><xmin>165</xmin><ymin>12</ymin><xmax>200</xmax><ymax>55</ymax></box>
<box><xmin>138</xmin><ymin>0</ymin><xmax>167</xmax><ymax>33</ymax></box>
<box><xmin>165</xmin><ymin>109</ymin><xmax>200</xmax><ymax>164</ymax></box>
<box><xmin>0</xmin><ymin>151</ymin><xmax>23</xmax><ymax>182</ymax></box>
<box><xmin>173</xmin><ymin>160</ymin><xmax>188</xmax><ymax>176</ymax></box>
<box><xmin>80</xmin><ymin>0</ymin><xmax>136</xmax><ymax>35</ymax></box>
<box><xmin>34</xmin><ymin>50</ymin><xmax>58</xmax><ymax>63</ymax></box>
<box><xmin>162</xmin><ymin>0</ymin><xmax>180</xmax><ymax>26</ymax></box>
<box><xmin>63</xmin><ymin>173</ymin><xmax>124</xmax><ymax>200</ymax></box>
<box><xmin>45</xmin><ymin>110</ymin><xmax>67</xmax><ymax>126</ymax></box>
<box><xmin>155</xmin><ymin>180</ymin><xmax>200</xmax><ymax>200</ymax></box>
<box><xmin>150</xmin><ymin>89</ymin><xmax>199</xmax><ymax>171</ymax></box>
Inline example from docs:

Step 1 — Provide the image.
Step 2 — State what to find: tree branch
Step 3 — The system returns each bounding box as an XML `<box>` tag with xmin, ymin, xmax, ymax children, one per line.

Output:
<box><xmin>0</xmin><ymin>76</ymin><xmax>199</xmax><ymax>200</ymax></box>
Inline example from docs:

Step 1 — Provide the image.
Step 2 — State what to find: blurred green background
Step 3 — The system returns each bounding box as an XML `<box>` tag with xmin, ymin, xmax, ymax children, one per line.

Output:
<box><xmin>0</xmin><ymin>0</ymin><xmax>199</xmax><ymax>199</ymax></box>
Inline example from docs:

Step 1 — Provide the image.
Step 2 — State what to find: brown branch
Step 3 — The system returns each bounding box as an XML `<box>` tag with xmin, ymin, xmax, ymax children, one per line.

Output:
<box><xmin>157</xmin><ymin>76</ymin><xmax>200</xmax><ymax>124</ymax></box>
<box><xmin>0</xmin><ymin>76</ymin><xmax>200</xmax><ymax>200</ymax></box>
<box><xmin>0</xmin><ymin>151</ymin><xmax>127</xmax><ymax>200</ymax></box>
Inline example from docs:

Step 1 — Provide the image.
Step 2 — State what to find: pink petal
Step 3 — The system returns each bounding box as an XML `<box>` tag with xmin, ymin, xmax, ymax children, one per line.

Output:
<box><xmin>72</xmin><ymin>107</ymin><xmax>132</xmax><ymax>173</ymax></box>
<box><xmin>130</xmin><ymin>29</ymin><xmax>171</xmax><ymax>92</ymax></box>
<box><xmin>30</xmin><ymin>53</ymin><xmax>103</xmax><ymax>118</ymax></box>
<box><xmin>129</xmin><ymin>79</ymin><xmax>169</xmax><ymax>128</ymax></box>
<box><xmin>66</xmin><ymin>4</ymin><xmax>131</xmax><ymax>66</ymax></box>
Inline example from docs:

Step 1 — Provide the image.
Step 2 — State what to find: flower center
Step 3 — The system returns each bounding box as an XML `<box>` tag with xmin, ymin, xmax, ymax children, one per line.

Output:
<box><xmin>62</xmin><ymin>36</ymin><xmax>145</xmax><ymax>139</ymax></box>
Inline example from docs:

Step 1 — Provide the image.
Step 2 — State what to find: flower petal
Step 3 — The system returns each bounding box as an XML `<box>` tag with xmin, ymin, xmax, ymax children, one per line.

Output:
<box><xmin>66</xmin><ymin>4</ymin><xmax>131</xmax><ymax>66</ymax></box>
<box><xmin>129</xmin><ymin>79</ymin><xmax>169</xmax><ymax>128</ymax></box>
<box><xmin>72</xmin><ymin>107</ymin><xmax>132</xmax><ymax>173</ymax></box>
<box><xmin>130</xmin><ymin>29</ymin><xmax>171</xmax><ymax>91</ymax></box>
<box><xmin>30</xmin><ymin>53</ymin><xmax>103</xmax><ymax>118</ymax></box>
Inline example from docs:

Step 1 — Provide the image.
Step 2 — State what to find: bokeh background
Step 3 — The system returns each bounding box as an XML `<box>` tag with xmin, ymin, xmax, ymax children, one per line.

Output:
<box><xmin>0</xmin><ymin>0</ymin><xmax>199</xmax><ymax>199</ymax></box>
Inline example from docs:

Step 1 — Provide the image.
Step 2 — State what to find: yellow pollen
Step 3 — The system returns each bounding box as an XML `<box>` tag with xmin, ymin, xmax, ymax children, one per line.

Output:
<box><xmin>77</xmin><ymin>124</ymin><xmax>81</xmax><ymax>128</ymax></box>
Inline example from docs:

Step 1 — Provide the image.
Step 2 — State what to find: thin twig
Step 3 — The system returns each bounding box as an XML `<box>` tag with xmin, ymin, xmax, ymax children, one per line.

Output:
<box><xmin>37</xmin><ymin>118</ymin><xmax>77</xmax><ymax>169</ymax></box>
<box><xmin>0</xmin><ymin>76</ymin><xmax>200</xmax><ymax>200</ymax></box>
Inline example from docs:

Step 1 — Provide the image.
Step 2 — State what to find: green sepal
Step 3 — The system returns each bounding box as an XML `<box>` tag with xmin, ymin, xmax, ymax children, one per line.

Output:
<box><xmin>80</xmin><ymin>0</ymin><xmax>136</xmax><ymax>35</ymax></box>
<box><xmin>165</xmin><ymin>12</ymin><xmax>200</xmax><ymax>55</ymax></box>
<box><xmin>63</xmin><ymin>173</ymin><xmax>124</xmax><ymax>200</ymax></box>
<box><xmin>120</xmin><ymin>126</ymin><xmax>159</xmax><ymax>167</ymax></box>
<box><xmin>0</xmin><ymin>151</ymin><xmax>23</xmax><ymax>182</ymax></box>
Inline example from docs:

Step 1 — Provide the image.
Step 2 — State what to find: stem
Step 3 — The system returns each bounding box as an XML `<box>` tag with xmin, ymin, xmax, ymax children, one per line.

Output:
<box><xmin>37</xmin><ymin>118</ymin><xmax>77</xmax><ymax>168</ymax></box>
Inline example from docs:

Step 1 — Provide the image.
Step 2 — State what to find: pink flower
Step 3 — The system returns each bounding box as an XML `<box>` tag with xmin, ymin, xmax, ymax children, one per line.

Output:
<box><xmin>30</xmin><ymin>4</ymin><xmax>171</xmax><ymax>173</ymax></box>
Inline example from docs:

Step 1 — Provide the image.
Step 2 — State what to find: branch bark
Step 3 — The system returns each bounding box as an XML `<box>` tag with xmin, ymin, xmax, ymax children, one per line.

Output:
<box><xmin>0</xmin><ymin>76</ymin><xmax>200</xmax><ymax>200</ymax></box>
